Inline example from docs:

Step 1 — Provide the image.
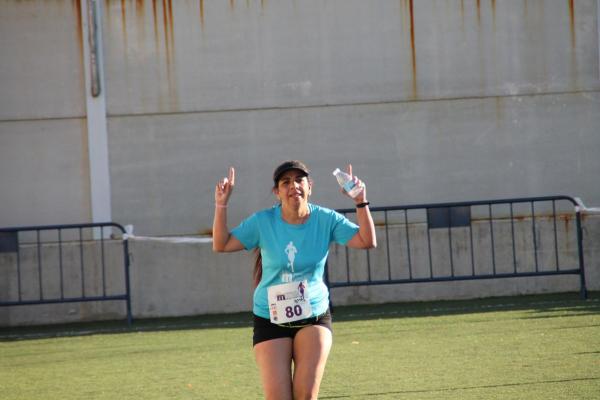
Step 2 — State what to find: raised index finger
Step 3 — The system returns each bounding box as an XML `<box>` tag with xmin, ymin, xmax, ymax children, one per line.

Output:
<box><xmin>346</xmin><ymin>164</ymin><xmax>353</xmax><ymax>177</ymax></box>
<box><xmin>228</xmin><ymin>166</ymin><xmax>235</xmax><ymax>186</ymax></box>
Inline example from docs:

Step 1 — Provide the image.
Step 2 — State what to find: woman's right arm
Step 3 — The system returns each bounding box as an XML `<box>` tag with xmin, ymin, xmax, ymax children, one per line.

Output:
<box><xmin>212</xmin><ymin>167</ymin><xmax>245</xmax><ymax>252</ymax></box>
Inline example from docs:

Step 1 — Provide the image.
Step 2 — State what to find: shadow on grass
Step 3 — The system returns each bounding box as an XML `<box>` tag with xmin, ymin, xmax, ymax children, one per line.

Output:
<box><xmin>0</xmin><ymin>311</ymin><xmax>255</xmax><ymax>342</ymax></box>
<box><xmin>330</xmin><ymin>291</ymin><xmax>600</xmax><ymax>323</ymax></box>
<box><xmin>320</xmin><ymin>376</ymin><xmax>600</xmax><ymax>399</ymax></box>
<box><xmin>1</xmin><ymin>291</ymin><xmax>598</xmax><ymax>342</ymax></box>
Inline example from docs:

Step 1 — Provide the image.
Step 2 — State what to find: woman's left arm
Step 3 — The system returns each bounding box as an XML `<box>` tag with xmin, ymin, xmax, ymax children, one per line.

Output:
<box><xmin>343</xmin><ymin>165</ymin><xmax>377</xmax><ymax>249</ymax></box>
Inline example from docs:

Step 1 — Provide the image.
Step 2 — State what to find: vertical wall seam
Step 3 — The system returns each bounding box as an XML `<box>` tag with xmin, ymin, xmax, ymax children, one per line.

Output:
<box><xmin>81</xmin><ymin>0</ymin><xmax>112</xmax><ymax>231</ymax></box>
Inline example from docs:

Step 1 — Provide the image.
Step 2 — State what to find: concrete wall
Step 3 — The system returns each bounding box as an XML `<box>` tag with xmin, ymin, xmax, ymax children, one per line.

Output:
<box><xmin>0</xmin><ymin>1</ymin><xmax>91</xmax><ymax>227</ymax></box>
<box><xmin>1</xmin><ymin>1</ymin><xmax>599</xmax><ymax>325</ymax></box>
<box><xmin>1</xmin><ymin>0</ymin><xmax>599</xmax><ymax>235</ymax></box>
<box><xmin>102</xmin><ymin>0</ymin><xmax>598</xmax><ymax>112</ymax></box>
<box><xmin>105</xmin><ymin>0</ymin><xmax>600</xmax><ymax>236</ymax></box>
<box><xmin>2</xmin><ymin>213</ymin><xmax>598</xmax><ymax>327</ymax></box>
<box><xmin>108</xmin><ymin>92</ymin><xmax>600</xmax><ymax>236</ymax></box>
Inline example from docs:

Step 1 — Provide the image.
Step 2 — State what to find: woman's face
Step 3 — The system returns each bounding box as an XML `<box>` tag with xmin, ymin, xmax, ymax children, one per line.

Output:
<box><xmin>274</xmin><ymin>170</ymin><xmax>312</xmax><ymax>208</ymax></box>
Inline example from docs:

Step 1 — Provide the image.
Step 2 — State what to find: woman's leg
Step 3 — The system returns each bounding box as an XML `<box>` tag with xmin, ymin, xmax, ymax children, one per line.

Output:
<box><xmin>292</xmin><ymin>326</ymin><xmax>333</xmax><ymax>400</ymax></box>
<box><xmin>254</xmin><ymin>337</ymin><xmax>294</xmax><ymax>400</ymax></box>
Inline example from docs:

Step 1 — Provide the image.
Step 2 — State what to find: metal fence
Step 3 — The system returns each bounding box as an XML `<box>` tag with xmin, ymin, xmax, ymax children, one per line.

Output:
<box><xmin>326</xmin><ymin>196</ymin><xmax>587</xmax><ymax>299</ymax></box>
<box><xmin>0</xmin><ymin>222</ymin><xmax>132</xmax><ymax>325</ymax></box>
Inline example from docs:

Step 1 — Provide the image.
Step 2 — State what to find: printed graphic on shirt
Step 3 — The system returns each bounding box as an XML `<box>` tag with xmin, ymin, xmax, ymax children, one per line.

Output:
<box><xmin>281</xmin><ymin>241</ymin><xmax>297</xmax><ymax>283</ymax></box>
<box><xmin>285</xmin><ymin>241</ymin><xmax>297</xmax><ymax>272</ymax></box>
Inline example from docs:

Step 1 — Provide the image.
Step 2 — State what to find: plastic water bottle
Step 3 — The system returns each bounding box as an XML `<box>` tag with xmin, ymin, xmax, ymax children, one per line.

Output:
<box><xmin>333</xmin><ymin>168</ymin><xmax>364</xmax><ymax>198</ymax></box>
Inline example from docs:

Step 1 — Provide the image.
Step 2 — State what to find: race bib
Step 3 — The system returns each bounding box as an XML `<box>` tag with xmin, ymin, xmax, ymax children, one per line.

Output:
<box><xmin>267</xmin><ymin>280</ymin><xmax>312</xmax><ymax>324</ymax></box>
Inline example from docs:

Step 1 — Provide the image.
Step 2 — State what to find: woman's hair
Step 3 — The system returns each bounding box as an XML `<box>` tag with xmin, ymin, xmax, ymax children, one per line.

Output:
<box><xmin>253</xmin><ymin>249</ymin><xmax>262</xmax><ymax>288</ymax></box>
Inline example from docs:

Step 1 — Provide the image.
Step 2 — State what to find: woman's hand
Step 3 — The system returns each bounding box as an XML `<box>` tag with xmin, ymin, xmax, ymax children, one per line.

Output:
<box><xmin>340</xmin><ymin>164</ymin><xmax>367</xmax><ymax>204</ymax></box>
<box><xmin>215</xmin><ymin>167</ymin><xmax>235</xmax><ymax>206</ymax></box>
<box><xmin>213</xmin><ymin>166</ymin><xmax>244</xmax><ymax>252</ymax></box>
<box><xmin>343</xmin><ymin>163</ymin><xmax>376</xmax><ymax>249</ymax></box>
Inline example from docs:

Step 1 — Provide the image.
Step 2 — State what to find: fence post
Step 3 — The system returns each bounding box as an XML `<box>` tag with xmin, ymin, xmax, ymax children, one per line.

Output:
<box><xmin>575</xmin><ymin>211</ymin><xmax>588</xmax><ymax>299</ymax></box>
<box><xmin>123</xmin><ymin>237</ymin><xmax>133</xmax><ymax>325</ymax></box>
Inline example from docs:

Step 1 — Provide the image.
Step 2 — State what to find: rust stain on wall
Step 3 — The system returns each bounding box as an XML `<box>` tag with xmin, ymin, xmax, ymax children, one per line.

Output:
<box><xmin>73</xmin><ymin>0</ymin><xmax>85</xmax><ymax>93</ymax></box>
<box><xmin>107</xmin><ymin>0</ymin><xmax>178</xmax><ymax>108</ymax></box>
<box><xmin>135</xmin><ymin>0</ymin><xmax>146</xmax><ymax>44</ymax></box>
<box><xmin>167</xmin><ymin>0</ymin><xmax>174</xmax><ymax>35</ymax></box>
<box><xmin>161</xmin><ymin>0</ymin><xmax>171</xmax><ymax>63</ymax></box>
<box><xmin>568</xmin><ymin>0</ymin><xmax>576</xmax><ymax>48</ymax></box>
<box><xmin>121</xmin><ymin>0</ymin><xmax>129</xmax><ymax>51</ymax></box>
<box><xmin>73</xmin><ymin>0</ymin><xmax>83</xmax><ymax>56</ymax></box>
<box><xmin>568</xmin><ymin>0</ymin><xmax>578</xmax><ymax>90</ymax></box>
<box><xmin>151</xmin><ymin>1</ymin><xmax>158</xmax><ymax>40</ymax></box>
<box><xmin>162</xmin><ymin>0</ymin><xmax>176</xmax><ymax>64</ymax></box>
<box><xmin>560</xmin><ymin>214</ymin><xmax>572</xmax><ymax>242</ymax></box>
<box><xmin>121</xmin><ymin>0</ymin><xmax>127</xmax><ymax>32</ymax></box>
<box><xmin>199</xmin><ymin>0</ymin><xmax>205</xmax><ymax>30</ymax></box>
<box><xmin>167</xmin><ymin>0</ymin><xmax>175</xmax><ymax>57</ymax></box>
<box><xmin>399</xmin><ymin>0</ymin><xmax>418</xmax><ymax>99</ymax></box>
<box><xmin>121</xmin><ymin>0</ymin><xmax>126</xmax><ymax>20</ymax></box>
<box><xmin>162</xmin><ymin>0</ymin><xmax>178</xmax><ymax>109</ymax></box>
<box><xmin>408</xmin><ymin>0</ymin><xmax>418</xmax><ymax>99</ymax></box>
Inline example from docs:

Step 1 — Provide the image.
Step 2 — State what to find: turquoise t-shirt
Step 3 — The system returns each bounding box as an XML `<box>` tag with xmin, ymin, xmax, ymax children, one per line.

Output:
<box><xmin>231</xmin><ymin>203</ymin><xmax>359</xmax><ymax>319</ymax></box>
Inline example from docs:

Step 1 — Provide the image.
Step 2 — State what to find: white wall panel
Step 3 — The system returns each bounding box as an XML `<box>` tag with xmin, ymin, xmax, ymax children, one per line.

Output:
<box><xmin>0</xmin><ymin>119</ymin><xmax>91</xmax><ymax>226</ymax></box>
<box><xmin>108</xmin><ymin>92</ymin><xmax>600</xmax><ymax>236</ymax></box>
<box><xmin>102</xmin><ymin>0</ymin><xmax>600</xmax><ymax>115</ymax></box>
<box><xmin>0</xmin><ymin>1</ymin><xmax>86</xmax><ymax>120</ymax></box>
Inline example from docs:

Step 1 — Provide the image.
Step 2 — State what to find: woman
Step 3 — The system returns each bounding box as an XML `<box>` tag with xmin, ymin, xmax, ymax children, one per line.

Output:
<box><xmin>213</xmin><ymin>160</ymin><xmax>376</xmax><ymax>400</ymax></box>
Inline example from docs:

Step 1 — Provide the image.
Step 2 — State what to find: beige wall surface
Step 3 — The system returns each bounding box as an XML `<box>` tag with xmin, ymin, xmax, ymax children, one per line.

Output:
<box><xmin>108</xmin><ymin>92</ymin><xmax>600</xmax><ymax>236</ymax></box>
<box><xmin>1</xmin><ymin>1</ymin><xmax>599</xmax><ymax>234</ymax></box>
<box><xmin>0</xmin><ymin>119</ymin><xmax>92</xmax><ymax>227</ymax></box>
<box><xmin>0</xmin><ymin>1</ymin><xmax>86</xmax><ymax>120</ymax></box>
<box><xmin>102</xmin><ymin>0</ymin><xmax>599</xmax><ymax>114</ymax></box>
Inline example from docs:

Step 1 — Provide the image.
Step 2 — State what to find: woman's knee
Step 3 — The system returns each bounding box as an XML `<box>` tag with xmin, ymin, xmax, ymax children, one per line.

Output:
<box><xmin>254</xmin><ymin>338</ymin><xmax>294</xmax><ymax>400</ymax></box>
<box><xmin>292</xmin><ymin>326</ymin><xmax>333</xmax><ymax>399</ymax></box>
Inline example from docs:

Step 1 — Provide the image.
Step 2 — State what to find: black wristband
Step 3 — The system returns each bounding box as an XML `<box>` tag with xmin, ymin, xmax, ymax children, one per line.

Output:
<box><xmin>356</xmin><ymin>201</ymin><xmax>370</xmax><ymax>208</ymax></box>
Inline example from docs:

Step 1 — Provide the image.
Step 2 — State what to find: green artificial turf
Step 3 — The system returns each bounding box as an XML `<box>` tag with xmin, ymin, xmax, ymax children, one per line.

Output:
<box><xmin>1</xmin><ymin>292</ymin><xmax>599</xmax><ymax>399</ymax></box>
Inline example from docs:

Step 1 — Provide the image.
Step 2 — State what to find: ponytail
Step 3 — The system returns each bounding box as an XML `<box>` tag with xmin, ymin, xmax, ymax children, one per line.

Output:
<box><xmin>253</xmin><ymin>248</ymin><xmax>262</xmax><ymax>288</ymax></box>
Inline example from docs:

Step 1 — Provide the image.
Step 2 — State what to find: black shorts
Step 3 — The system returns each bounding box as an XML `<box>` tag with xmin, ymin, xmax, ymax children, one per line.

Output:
<box><xmin>252</xmin><ymin>309</ymin><xmax>332</xmax><ymax>347</ymax></box>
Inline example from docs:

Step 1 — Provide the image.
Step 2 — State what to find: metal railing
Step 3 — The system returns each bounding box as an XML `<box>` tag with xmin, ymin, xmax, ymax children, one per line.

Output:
<box><xmin>326</xmin><ymin>196</ymin><xmax>587</xmax><ymax>299</ymax></box>
<box><xmin>0</xmin><ymin>222</ymin><xmax>132</xmax><ymax>325</ymax></box>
